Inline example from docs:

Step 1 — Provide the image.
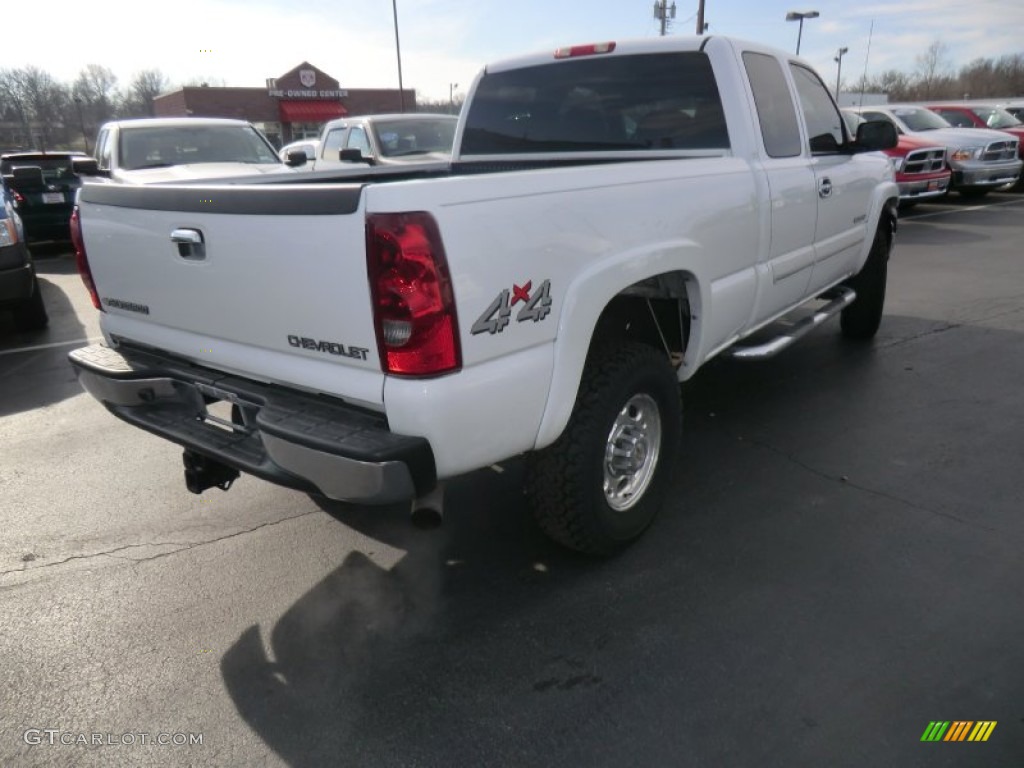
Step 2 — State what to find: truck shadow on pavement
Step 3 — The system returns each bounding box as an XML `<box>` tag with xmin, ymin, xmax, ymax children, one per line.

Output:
<box><xmin>220</xmin><ymin>316</ymin><xmax>1024</xmax><ymax>768</ymax></box>
<box><xmin>219</xmin><ymin>461</ymin><xmax>599</xmax><ymax>766</ymax></box>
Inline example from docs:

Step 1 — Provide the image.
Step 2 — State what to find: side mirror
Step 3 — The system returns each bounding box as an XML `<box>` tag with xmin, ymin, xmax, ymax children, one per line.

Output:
<box><xmin>72</xmin><ymin>157</ymin><xmax>101</xmax><ymax>176</ymax></box>
<box><xmin>11</xmin><ymin>166</ymin><xmax>45</xmax><ymax>189</ymax></box>
<box><xmin>855</xmin><ymin>120</ymin><xmax>898</xmax><ymax>151</ymax></box>
<box><xmin>285</xmin><ymin>150</ymin><xmax>307</xmax><ymax>167</ymax></box>
<box><xmin>339</xmin><ymin>148</ymin><xmax>375</xmax><ymax>165</ymax></box>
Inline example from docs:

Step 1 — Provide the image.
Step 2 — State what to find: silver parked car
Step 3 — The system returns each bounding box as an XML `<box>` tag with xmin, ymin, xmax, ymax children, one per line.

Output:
<box><xmin>848</xmin><ymin>105</ymin><xmax>1022</xmax><ymax>198</ymax></box>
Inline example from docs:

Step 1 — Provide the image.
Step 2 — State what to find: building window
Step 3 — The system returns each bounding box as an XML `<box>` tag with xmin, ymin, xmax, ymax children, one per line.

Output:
<box><xmin>291</xmin><ymin>122</ymin><xmax>321</xmax><ymax>140</ymax></box>
<box><xmin>253</xmin><ymin>121</ymin><xmax>282</xmax><ymax>148</ymax></box>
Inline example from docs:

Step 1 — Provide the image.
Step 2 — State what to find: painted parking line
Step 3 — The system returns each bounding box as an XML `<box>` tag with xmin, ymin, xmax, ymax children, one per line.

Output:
<box><xmin>0</xmin><ymin>337</ymin><xmax>102</xmax><ymax>357</ymax></box>
<box><xmin>902</xmin><ymin>196</ymin><xmax>1024</xmax><ymax>222</ymax></box>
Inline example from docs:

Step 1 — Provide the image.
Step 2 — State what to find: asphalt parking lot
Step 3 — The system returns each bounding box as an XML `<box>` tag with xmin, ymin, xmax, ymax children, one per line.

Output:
<box><xmin>2</xmin><ymin>192</ymin><xmax>1023</xmax><ymax>767</ymax></box>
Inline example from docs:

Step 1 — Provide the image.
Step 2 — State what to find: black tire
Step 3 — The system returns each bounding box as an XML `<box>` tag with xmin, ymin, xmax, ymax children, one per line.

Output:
<box><xmin>525</xmin><ymin>342</ymin><xmax>682</xmax><ymax>556</ymax></box>
<box><xmin>959</xmin><ymin>187</ymin><xmax>990</xmax><ymax>199</ymax></box>
<box><xmin>840</xmin><ymin>222</ymin><xmax>890</xmax><ymax>341</ymax></box>
<box><xmin>12</xmin><ymin>274</ymin><xmax>48</xmax><ymax>332</ymax></box>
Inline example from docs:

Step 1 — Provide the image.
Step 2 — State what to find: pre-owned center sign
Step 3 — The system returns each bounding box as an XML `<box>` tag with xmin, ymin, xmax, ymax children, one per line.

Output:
<box><xmin>268</xmin><ymin>89</ymin><xmax>348</xmax><ymax>98</ymax></box>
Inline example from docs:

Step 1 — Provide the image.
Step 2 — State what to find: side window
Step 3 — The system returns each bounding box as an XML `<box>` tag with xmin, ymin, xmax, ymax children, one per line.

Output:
<box><xmin>862</xmin><ymin>111</ymin><xmax>891</xmax><ymax>125</ymax></box>
<box><xmin>321</xmin><ymin>127</ymin><xmax>347</xmax><ymax>158</ymax></box>
<box><xmin>345</xmin><ymin>127</ymin><xmax>371</xmax><ymax>155</ymax></box>
<box><xmin>742</xmin><ymin>52</ymin><xmax>802</xmax><ymax>158</ymax></box>
<box><xmin>936</xmin><ymin>110</ymin><xmax>972</xmax><ymax>128</ymax></box>
<box><xmin>789</xmin><ymin>63</ymin><xmax>845</xmax><ymax>154</ymax></box>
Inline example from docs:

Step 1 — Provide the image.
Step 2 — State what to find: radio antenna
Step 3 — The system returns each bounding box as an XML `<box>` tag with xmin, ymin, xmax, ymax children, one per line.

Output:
<box><xmin>859</xmin><ymin>19</ymin><xmax>874</xmax><ymax>108</ymax></box>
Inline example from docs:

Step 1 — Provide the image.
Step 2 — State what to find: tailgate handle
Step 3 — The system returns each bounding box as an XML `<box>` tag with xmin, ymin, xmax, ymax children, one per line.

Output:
<box><xmin>171</xmin><ymin>228</ymin><xmax>206</xmax><ymax>261</ymax></box>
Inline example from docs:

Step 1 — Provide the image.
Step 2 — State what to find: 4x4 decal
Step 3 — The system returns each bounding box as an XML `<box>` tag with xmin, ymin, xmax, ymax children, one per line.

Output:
<box><xmin>471</xmin><ymin>279</ymin><xmax>553</xmax><ymax>335</ymax></box>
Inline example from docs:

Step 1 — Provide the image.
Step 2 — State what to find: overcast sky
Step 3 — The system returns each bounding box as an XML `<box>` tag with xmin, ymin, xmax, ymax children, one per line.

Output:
<box><xmin>3</xmin><ymin>0</ymin><xmax>1022</xmax><ymax>102</ymax></box>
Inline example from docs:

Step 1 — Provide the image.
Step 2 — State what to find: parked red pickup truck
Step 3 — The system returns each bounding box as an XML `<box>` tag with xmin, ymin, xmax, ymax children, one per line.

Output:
<box><xmin>843</xmin><ymin>111</ymin><xmax>949</xmax><ymax>206</ymax></box>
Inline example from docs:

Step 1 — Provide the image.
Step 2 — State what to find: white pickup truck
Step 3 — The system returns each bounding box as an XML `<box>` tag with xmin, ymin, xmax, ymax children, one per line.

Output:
<box><xmin>69</xmin><ymin>36</ymin><xmax>898</xmax><ymax>555</ymax></box>
<box><xmin>90</xmin><ymin>118</ymin><xmax>300</xmax><ymax>184</ymax></box>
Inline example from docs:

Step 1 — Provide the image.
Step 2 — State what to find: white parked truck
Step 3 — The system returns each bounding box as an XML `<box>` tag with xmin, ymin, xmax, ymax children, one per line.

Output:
<box><xmin>312</xmin><ymin>113</ymin><xmax>458</xmax><ymax>170</ymax></box>
<box><xmin>90</xmin><ymin>118</ymin><xmax>302</xmax><ymax>183</ymax></box>
<box><xmin>69</xmin><ymin>36</ymin><xmax>898</xmax><ymax>555</ymax></box>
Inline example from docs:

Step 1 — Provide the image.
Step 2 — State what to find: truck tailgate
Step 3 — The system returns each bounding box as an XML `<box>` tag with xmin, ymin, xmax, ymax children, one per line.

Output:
<box><xmin>77</xmin><ymin>182</ymin><xmax>384</xmax><ymax>407</ymax></box>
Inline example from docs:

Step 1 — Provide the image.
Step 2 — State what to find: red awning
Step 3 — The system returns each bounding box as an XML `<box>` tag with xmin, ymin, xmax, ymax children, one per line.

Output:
<box><xmin>279</xmin><ymin>101</ymin><xmax>347</xmax><ymax>122</ymax></box>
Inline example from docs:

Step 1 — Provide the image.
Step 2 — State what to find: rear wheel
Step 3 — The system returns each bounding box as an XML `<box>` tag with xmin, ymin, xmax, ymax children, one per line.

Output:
<box><xmin>840</xmin><ymin>222</ymin><xmax>890</xmax><ymax>340</ymax></box>
<box><xmin>12</xmin><ymin>274</ymin><xmax>48</xmax><ymax>332</ymax></box>
<box><xmin>526</xmin><ymin>342</ymin><xmax>682</xmax><ymax>556</ymax></box>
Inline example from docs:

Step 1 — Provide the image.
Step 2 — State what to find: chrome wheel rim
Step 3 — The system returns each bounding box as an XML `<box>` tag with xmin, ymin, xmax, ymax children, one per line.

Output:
<box><xmin>603</xmin><ymin>393</ymin><xmax>662</xmax><ymax>512</ymax></box>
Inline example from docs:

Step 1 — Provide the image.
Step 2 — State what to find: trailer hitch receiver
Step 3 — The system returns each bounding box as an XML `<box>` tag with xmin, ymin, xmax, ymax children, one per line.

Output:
<box><xmin>183</xmin><ymin>450</ymin><xmax>240</xmax><ymax>493</ymax></box>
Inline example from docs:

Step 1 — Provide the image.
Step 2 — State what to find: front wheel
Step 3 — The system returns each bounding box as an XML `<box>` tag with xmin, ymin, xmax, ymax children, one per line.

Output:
<box><xmin>840</xmin><ymin>222</ymin><xmax>891</xmax><ymax>341</ymax></box>
<box><xmin>526</xmin><ymin>342</ymin><xmax>682</xmax><ymax>556</ymax></box>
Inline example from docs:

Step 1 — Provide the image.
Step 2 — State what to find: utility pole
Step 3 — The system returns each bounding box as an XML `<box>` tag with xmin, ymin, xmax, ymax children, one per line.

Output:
<box><xmin>392</xmin><ymin>0</ymin><xmax>405</xmax><ymax>112</ymax></box>
<box><xmin>696</xmin><ymin>0</ymin><xmax>706</xmax><ymax>35</ymax></box>
<box><xmin>653</xmin><ymin>0</ymin><xmax>676</xmax><ymax>36</ymax></box>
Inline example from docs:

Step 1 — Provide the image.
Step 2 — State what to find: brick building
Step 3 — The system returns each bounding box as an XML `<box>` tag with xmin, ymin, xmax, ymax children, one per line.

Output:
<box><xmin>153</xmin><ymin>62</ymin><xmax>415</xmax><ymax>148</ymax></box>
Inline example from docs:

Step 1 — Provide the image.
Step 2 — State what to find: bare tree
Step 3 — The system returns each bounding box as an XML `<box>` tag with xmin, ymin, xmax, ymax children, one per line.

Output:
<box><xmin>0</xmin><ymin>67</ymin><xmax>70</xmax><ymax>149</ymax></box>
<box><xmin>180</xmin><ymin>76</ymin><xmax>228</xmax><ymax>88</ymax></box>
<box><xmin>72</xmin><ymin>64</ymin><xmax>119</xmax><ymax>139</ymax></box>
<box><xmin>0</xmin><ymin>68</ymin><xmax>34</xmax><ymax>147</ymax></box>
<box><xmin>993</xmin><ymin>53</ymin><xmax>1024</xmax><ymax>97</ymax></box>
<box><xmin>120</xmin><ymin>69</ymin><xmax>170</xmax><ymax>117</ymax></box>
<box><xmin>959</xmin><ymin>58</ymin><xmax>998</xmax><ymax>99</ymax></box>
<box><xmin>915</xmin><ymin>40</ymin><xmax>952</xmax><ymax>99</ymax></box>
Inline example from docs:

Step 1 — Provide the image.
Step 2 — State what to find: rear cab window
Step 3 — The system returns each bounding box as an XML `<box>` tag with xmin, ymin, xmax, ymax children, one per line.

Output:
<box><xmin>742</xmin><ymin>52</ymin><xmax>801</xmax><ymax>158</ymax></box>
<box><xmin>0</xmin><ymin>155</ymin><xmax>79</xmax><ymax>182</ymax></box>
<box><xmin>461</xmin><ymin>52</ymin><xmax>730</xmax><ymax>155</ymax></box>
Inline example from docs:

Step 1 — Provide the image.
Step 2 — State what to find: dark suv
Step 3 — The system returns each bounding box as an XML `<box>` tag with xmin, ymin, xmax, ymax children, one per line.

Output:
<box><xmin>0</xmin><ymin>185</ymin><xmax>48</xmax><ymax>331</ymax></box>
<box><xmin>0</xmin><ymin>152</ymin><xmax>86</xmax><ymax>242</ymax></box>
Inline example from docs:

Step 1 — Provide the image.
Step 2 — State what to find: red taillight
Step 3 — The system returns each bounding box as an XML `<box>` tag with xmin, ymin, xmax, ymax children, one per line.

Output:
<box><xmin>366</xmin><ymin>212</ymin><xmax>461</xmax><ymax>377</ymax></box>
<box><xmin>70</xmin><ymin>207</ymin><xmax>101</xmax><ymax>310</ymax></box>
<box><xmin>13</xmin><ymin>190</ymin><xmax>24</xmax><ymax>204</ymax></box>
<box><xmin>554</xmin><ymin>41</ymin><xmax>616</xmax><ymax>59</ymax></box>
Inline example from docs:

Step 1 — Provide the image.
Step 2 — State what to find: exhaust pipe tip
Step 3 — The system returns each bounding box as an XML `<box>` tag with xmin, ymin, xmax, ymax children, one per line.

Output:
<box><xmin>410</xmin><ymin>483</ymin><xmax>445</xmax><ymax>529</ymax></box>
<box><xmin>411</xmin><ymin>506</ymin><xmax>443</xmax><ymax>529</ymax></box>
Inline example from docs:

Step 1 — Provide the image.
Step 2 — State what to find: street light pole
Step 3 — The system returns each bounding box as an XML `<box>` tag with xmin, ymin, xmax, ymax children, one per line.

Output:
<box><xmin>391</xmin><ymin>0</ymin><xmax>405</xmax><ymax>112</ymax></box>
<box><xmin>786</xmin><ymin>10</ymin><xmax>819</xmax><ymax>55</ymax></box>
<box><xmin>449</xmin><ymin>83</ymin><xmax>458</xmax><ymax>114</ymax></box>
<box><xmin>834</xmin><ymin>46</ymin><xmax>849</xmax><ymax>98</ymax></box>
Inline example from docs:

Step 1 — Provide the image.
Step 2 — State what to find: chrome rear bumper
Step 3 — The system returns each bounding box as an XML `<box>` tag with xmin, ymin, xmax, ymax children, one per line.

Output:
<box><xmin>69</xmin><ymin>344</ymin><xmax>436</xmax><ymax>504</ymax></box>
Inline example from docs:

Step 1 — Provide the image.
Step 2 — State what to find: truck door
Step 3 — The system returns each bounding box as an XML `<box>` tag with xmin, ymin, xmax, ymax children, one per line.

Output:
<box><xmin>742</xmin><ymin>51</ymin><xmax>818</xmax><ymax>325</ymax></box>
<box><xmin>788</xmin><ymin>63</ymin><xmax>875</xmax><ymax>293</ymax></box>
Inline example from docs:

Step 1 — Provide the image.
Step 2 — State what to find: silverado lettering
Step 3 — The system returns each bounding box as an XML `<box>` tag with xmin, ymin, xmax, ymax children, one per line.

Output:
<box><xmin>102</xmin><ymin>298</ymin><xmax>150</xmax><ymax>315</ymax></box>
<box><xmin>287</xmin><ymin>335</ymin><xmax>369</xmax><ymax>360</ymax></box>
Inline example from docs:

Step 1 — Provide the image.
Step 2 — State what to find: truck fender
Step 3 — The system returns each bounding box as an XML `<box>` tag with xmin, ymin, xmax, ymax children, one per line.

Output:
<box><xmin>857</xmin><ymin>182</ymin><xmax>899</xmax><ymax>271</ymax></box>
<box><xmin>533</xmin><ymin>243</ymin><xmax>707</xmax><ymax>450</ymax></box>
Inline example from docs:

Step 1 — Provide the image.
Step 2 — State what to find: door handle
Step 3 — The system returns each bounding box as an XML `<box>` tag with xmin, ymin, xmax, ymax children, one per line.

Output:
<box><xmin>818</xmin><ymin>177</ymin><xmax>833</xmax><ymax>199</ymax></box>
<box><xmin>171</xmin><ymin>228</ymin><xmax>206</xmax><ymax>260</ymax></box>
